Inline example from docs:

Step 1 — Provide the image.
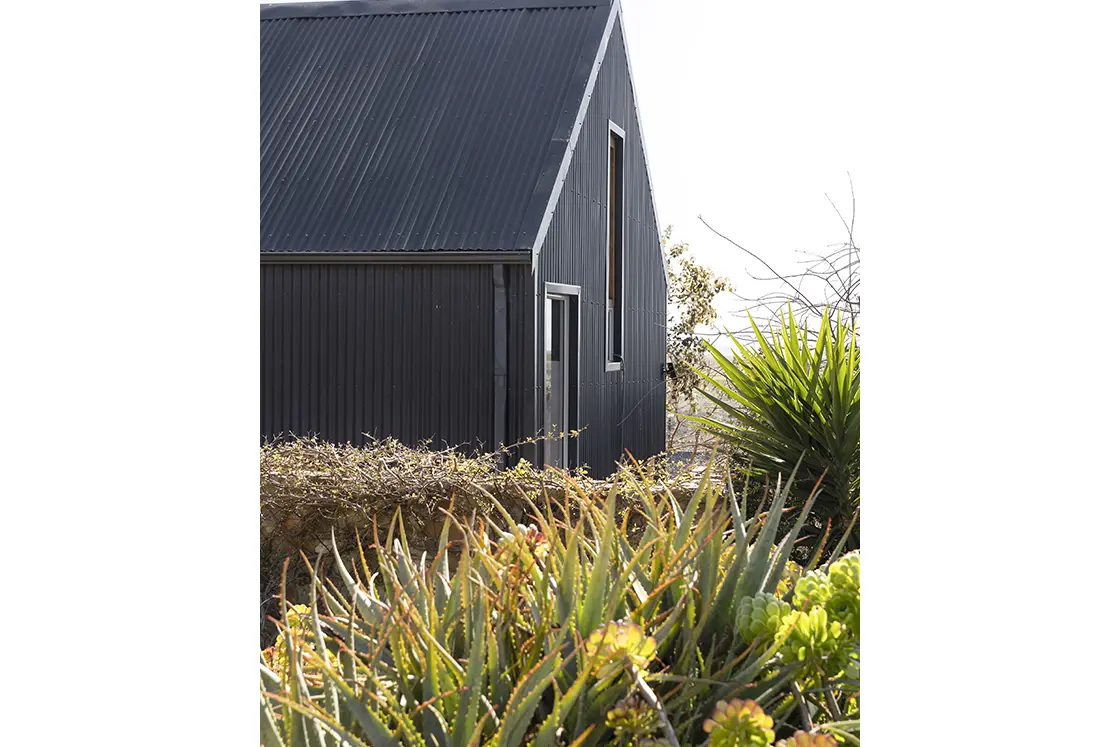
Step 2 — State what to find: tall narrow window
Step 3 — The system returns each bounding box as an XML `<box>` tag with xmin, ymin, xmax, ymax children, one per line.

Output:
<box><xmin>606</xmin><ymin>124</ymin><xmax>624</xmax><ymax>367</ymax></box>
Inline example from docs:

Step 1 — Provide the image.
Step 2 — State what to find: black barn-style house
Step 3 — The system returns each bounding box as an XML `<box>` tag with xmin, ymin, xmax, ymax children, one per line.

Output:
<box><xmin>261</xmin><ymin>0</ymin><xmax>668</xmax><ymax>477</ymax></box>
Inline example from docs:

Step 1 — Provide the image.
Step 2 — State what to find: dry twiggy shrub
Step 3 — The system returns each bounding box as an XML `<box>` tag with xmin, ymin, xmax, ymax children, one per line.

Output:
<box><xmin>259</xmin><ymin>436</ymin><xmax>723</xmax><ymax>646</ymax></box>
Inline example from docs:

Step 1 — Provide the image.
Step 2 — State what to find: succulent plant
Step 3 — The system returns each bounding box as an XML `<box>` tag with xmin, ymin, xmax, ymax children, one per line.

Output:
<box><xmin>737</xmin><ymin>593</ymin><xmax>793</xmax><ymax>646</ymax></box>
<box><xmin>702</xmin><ymin>699</ymin><xmax>775</xmax><ymax>746</ymax></box>
<box><xmin>259</xmin><ymin>461</ymin><xmax>860</xmax><ymax>747</ymax></box>
<box><xmin>606</xmin><ymin>695</ymin><xmax>660</xmax><ymax>745</ymax></box>
<box><xmin>262</xmin><ymin>604</ymin><xmax>315</xmax><ymax>689</ymax></box>
<box><xmin>494</xmin><ymin>523</ymin><xmax>550</xmax><ymax>574</ymax></box>
<box><xmin>792</xmin><ymin>571</ymin><xmax>832</xmax><ymax>610</ymax></box>
<box><xmin>776</xmin><ymin>731</ymin><xmax>839</xmax><ymax>747</ymax></box>
<box><xmin>779</xmin><ymin>606</ymin><xmax>855</xmax><ymax>684</ymax></box>
<box><xmin>784</xmin><ymin>607</ymin><xmax>840</xmax><ymax>661</ymax></box>
<box><xmin>774</xmin><ymin>560</ymin><xmax>804</xmax><ymax>598</ymax></box>
<box><xmin>827</xmin><ymin>552</ymin><xmax>859</xmax><ymax>594</ymax></box>
<box><xmin>585</xmin><ymin>620</ymin><xmax>658</xmax><ymax>679</ymax></box>
<box><xmin>824</xmin><ymin>552</ymin><xmax>860</xmax><ymax>635</ymax></box>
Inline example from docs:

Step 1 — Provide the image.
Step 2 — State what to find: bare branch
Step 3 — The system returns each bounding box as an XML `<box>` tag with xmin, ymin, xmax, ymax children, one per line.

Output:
<box><xmin>711</xmin><ymin>178</ymin><xmax>860</xmax><ymax>348</ymax></box>
<box><xmin>698</xmin><ymin>214</ymin><xmax>822</xmax><ymax>314</ymax></box>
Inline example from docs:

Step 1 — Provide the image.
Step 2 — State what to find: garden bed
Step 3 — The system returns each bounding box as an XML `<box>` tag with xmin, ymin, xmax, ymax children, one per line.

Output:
<box><xmin>260</xmin><ymin>437</ymin><xmax>724</xmax><ymax>646</ymax></box>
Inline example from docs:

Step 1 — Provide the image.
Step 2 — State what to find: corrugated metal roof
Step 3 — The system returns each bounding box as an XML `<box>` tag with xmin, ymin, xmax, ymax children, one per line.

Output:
<box><xmin>261</xmin><ymin>0</ymin><xmax>612</xmax><ymax>252</ymax></box>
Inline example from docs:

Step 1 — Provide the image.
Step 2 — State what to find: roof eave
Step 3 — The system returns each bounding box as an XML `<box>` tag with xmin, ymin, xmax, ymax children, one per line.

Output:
<box><xmin>261</xmin><ymin>0</ymin><xmax>609</xmax><ymax>21</ymax></box>
<box><xmin>260</xmin><ymin>250</ymin><xmax>532</xmax><ymax>264</ymax></box>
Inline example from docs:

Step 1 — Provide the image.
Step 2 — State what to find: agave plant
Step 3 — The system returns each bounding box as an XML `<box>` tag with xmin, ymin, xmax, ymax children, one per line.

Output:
<box><xmin>260</xmin><ymin>460</ymin><xmax>858</xmax><ymax>747</ymax></box>
<box><xmin>688</xmin><ymin>305</ymin><xmax>859</xmax><ymax>524</ymax></box>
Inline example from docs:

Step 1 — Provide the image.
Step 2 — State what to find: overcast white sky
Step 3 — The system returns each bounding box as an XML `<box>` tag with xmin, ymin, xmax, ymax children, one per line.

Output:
<box><xmin>624</xmin><ymin>1</ymin><xmax>865</xmax><ymax>324</ymax></box>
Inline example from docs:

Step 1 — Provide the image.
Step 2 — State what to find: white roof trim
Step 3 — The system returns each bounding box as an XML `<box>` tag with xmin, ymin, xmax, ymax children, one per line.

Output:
<box><xmin>529</xmin><ymin>0</ymin><xmax>620</xmax><ymax>270</ymax></box>
<box><xmin>528</xmin><ymin>1</ymin><xmax>670</xmax><ymax>300</ymax></box>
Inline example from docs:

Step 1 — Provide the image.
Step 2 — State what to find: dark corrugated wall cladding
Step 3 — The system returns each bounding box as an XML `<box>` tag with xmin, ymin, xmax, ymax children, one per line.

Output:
<box><xmin>503</xmin><ymin>264</ymin><xmax>535</xmax><ymax>461</ymax></box>
<box><xmin>261</xmin><ymin>263</ymin><xmax>497</xmax><ymax>450</ymax></box>
<box><xmin>260</xmin><ymin>5</ymin><xmax>606</xmax><ymax>252</ymax></box>
<box><xmin>537</xmin><ymin>20</ymin><xmax>667</xmax><ymax>478</ymax></box>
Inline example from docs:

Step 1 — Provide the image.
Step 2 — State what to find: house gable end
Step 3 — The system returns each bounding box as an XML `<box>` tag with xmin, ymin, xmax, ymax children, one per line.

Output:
<box><xmin>529</xmin><ymin>3</ymin><xmax>667</xmax><ymax>289</ymax></box>
<box><xmin>532</xmin><ymin>8</ymin><xmax>668</xmax><ymax>477</ymax></box>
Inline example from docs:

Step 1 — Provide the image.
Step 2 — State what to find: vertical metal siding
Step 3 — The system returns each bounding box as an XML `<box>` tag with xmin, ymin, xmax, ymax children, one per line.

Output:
<box><xmin>475</xmin><ymin>264</ymin><xmax>534</xmax><ymax>464</ymax></box>
<box><xmin>536</xmin><ymin>21</ymin><xmax>667</xmax><ymax>478</ymax></box>
<box><xmin>262</xmin><ymin>263</ymin><xmax>496</xmax><ymax>451</ymax></box>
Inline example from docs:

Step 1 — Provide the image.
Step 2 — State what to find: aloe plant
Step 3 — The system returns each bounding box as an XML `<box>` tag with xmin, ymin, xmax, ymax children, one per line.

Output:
<box><xmin>688</xmin><ymin>306</ymin><xmax>859</xmax><ymax>524</ymax></box>
<box><xmin>260</xmin><ymin>463</ymin><xmax>859</xmax><ymax>746</ymax></box>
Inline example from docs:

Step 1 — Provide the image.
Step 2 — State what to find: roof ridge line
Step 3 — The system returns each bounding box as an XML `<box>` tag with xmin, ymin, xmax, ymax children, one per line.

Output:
<box><xmin>261</xmin><ymin>0</ymin><xmax>609</xmax><ymax>21</ymax></box>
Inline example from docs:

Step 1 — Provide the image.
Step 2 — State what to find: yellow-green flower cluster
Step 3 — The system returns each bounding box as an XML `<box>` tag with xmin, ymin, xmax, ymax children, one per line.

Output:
<box><xmin>781</xmin><ymin>607</ymin><xmax>847</xmax><ymax>667</ymax></box>
<box><xmin>793</xmin><ymin>572</ymin><xmax>832</xmax><ymax>610</ymax></box>
<box><xmin>605</xmin><ymin>695</ymin><xmax>660</xmax><ymax>745</ymax></box>
<box><xmin>494</xmin><ymin>524</ymin><xmax>550</xmax><ymax>579</ymax></box>
<box><xmin>702</xmin><ymin>699</ymin><xmax>775</xmax><ymax>746</ymax></box>
<box><xmin>736</xmin><ymin>552</ymin><xmax>860</xmax><ymax>685</ymax></box>
<box><xmin>824</xmin><ymin>551</ymin><xmax>859</xmax><ymax>636</ymax></box>
<box><xmin>828</xmin><ymin>551</ymin><xmax>859</xmax><ymax>593</ymax></box>
<box><xmin>774</xmin><ymin>560</ymin><xmax>804</xmax><ymax>598</ymax></box>
<box><xmin>776</xmin><ymin>732</ymin><xmax>838</xmax><ymax>747</ymax></box>
<box><xmin>263</xmin><ymin>604</ymin><xmax>340</xmax><ymax>690</ymax></box>
<box><xmin>585</xmin><ymin>620</ymin><xmax>657</xmax><ymax>679</ymax></box>
<box><xmin>792</xmin><ymin>553</ymin><xmax>859</xmax><ymax>635</ymax></box>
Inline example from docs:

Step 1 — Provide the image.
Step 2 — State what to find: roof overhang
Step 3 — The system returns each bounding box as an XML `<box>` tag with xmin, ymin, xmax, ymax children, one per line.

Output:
<box><xmin>261</xmin><ymin>0</ymin><xmax>608</xmax><ymax>21</ymax></box>
<box><xmin>260</xmin><ymin>251</ymin><xmax>532</xmax><ymax>264</ymax></box>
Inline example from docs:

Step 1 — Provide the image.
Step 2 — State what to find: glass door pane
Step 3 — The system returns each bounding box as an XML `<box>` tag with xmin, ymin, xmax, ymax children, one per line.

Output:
<box><xmin>544</xmin><ymin>296</ymin><xmax>567</xmax><ymax>468</ymax></box>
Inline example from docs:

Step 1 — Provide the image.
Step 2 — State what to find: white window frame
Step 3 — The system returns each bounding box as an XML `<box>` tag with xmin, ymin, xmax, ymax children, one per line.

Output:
<box><xmin>605</xmin><ymin>120</ymin><xmax>625</xmax><ymax>372</ymax></box>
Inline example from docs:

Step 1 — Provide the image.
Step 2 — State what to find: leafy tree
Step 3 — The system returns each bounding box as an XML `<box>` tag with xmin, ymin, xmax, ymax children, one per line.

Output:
<box><xmin>663</xmin><ymin>227</ymin><xmax>732</xmax><ymax>407</ymax></box>
<box><xmin>663</xmin><ymin>228</ymin><xmax>732</xmax><ymax>455</ymax></box>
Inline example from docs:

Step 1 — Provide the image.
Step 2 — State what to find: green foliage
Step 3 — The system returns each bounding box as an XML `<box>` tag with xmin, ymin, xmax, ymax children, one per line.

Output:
<box><xmin>792</xmin><ymin>574</ymin><xmax>832</xmax><ymax>611</ymax></box>
<box><xmin>663</xmin><ymin>227</ymin><xmax>732</xmax><ymax>406</ymax></box>
<box><xmin>737</xmin><ymin>594</ymin><xmax>792</xmax><ymax>646</ymax></box>
<box><xmin>702</xmin><ymin>699</ymin><xmax>775</xmax><ymax>746</ymax></box>
<box><xmin>260</xmin><ymin>464</ymin><xmax>860</xmax><ymax>746</ymax></box>
<box><xmin>776</xmin><ymin>732</ymin><xmax>839</xmax><ymax>747</ymax></box>
<box><xmin>605</xmin><ymin>696</ymin><xmax>659</xmax><ymax>745</ymax></box>
<box><xmin>822</xmin><ymin>553</ymin><xmax>860</xmax><ymax>637</ymax></box>
<box><xmin>739</xmin><ymin>551</ymin><xmax>860</xmax><ymax>725</ymax></box>
<box><xmin>689</xmin><ymin>306</ymin><xmax>860</xmax><ymax>523</ymax></box>
<box><xmin>585</xmin><ymin>621</ymin><xmax>657</xmax><ymax>680</ymax></box>
<box><xmin>780</xmin><ymin>608</ymin><xmax>849</xmax><ymax>674</ymax></box>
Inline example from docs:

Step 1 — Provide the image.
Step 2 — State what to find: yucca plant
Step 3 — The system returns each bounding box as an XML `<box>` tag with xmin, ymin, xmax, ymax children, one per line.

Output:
<box><xmin>688</xmin><ymin>306</ymin><xmax>859</xmax><ymax>524</ymax></box>
<box><xmin>260</xmin><ymin>461</ymin><xmax>859</xmax><ymax>747</ymax></box>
